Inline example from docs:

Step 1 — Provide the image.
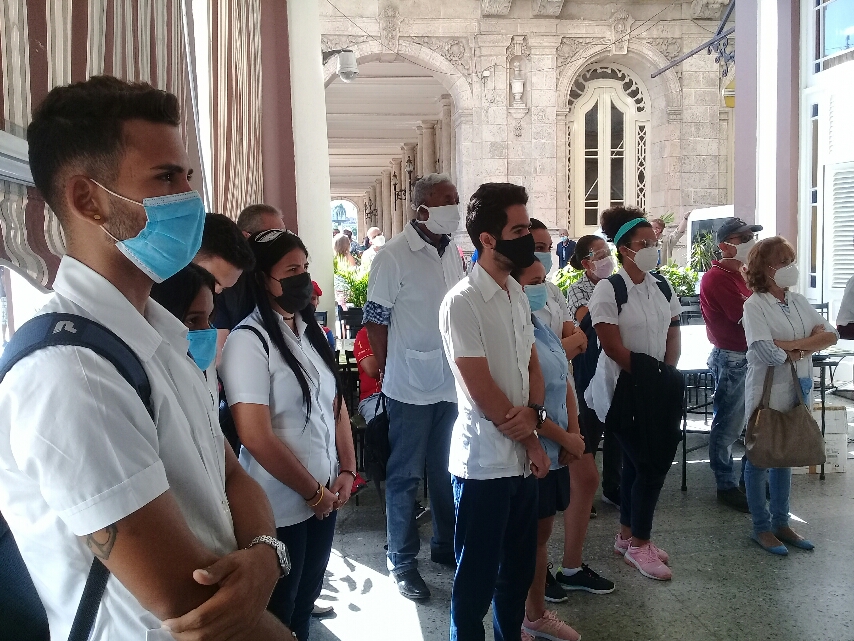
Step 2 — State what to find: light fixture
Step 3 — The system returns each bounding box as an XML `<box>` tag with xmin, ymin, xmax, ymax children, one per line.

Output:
<box><xmin>322</xmin><ymin>48</ymin><xmax>359</xmax><ymax>83</ymax></box>
<box><xmin>392</xmin><ymin>172</ymin><xmax>407</xmax><ymax>210</ymax></box>
<box><xmin>364</xmin><ymin>196</ymin><xmax>377</xmax><ymax>222</ymax></box>
<box><xmin>405</xmin><ymin>156</ymin><xmax>415</xmax><ymax>190</ymax></box>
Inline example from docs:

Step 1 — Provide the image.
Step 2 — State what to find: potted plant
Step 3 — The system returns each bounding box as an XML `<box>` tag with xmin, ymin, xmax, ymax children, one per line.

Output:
<box><xmin>333</xmin><ymin>264</ymin><xmax>369</xmax><ymax>309</ymax></box>
<box><xmin>658</xmin><ymin>261</ymin><xmax>699</xmax><ymax>301</ymax></box>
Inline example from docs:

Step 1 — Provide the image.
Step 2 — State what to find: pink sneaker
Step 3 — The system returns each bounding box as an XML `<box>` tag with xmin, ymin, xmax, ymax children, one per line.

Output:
<box><xmin>614</xmin><ymin>532</ymin><xmax>669</xmax><ymax>564</ymax></box>
<box><xmin>521</xmin><ymin>631</ymin><xmax>536</xmax><ymax>641</ymax></box>
<box><xmin>624</xmin><ymin>543</ymin><xmax>672</xmax><ymax>581</ymax></box>
<box><xmin>523</xmin><ymin>609</ymin><xmax>581</xmax><ymax>641</ymax></box>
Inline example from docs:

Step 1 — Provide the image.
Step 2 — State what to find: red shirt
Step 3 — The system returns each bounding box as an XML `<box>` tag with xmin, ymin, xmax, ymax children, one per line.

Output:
<box><xmin>700</xmin><ymin>261</ymin><xmax>752</xmax><ymax>351</ymax></box>
<box><xmin>353</xmin><ymin>327</ymin><xmax>381</xmax><ymax>402</ymax></box>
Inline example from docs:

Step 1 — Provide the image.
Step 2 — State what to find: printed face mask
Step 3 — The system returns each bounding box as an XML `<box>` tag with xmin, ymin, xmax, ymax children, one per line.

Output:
<box><xmin>723</xmin><ymin>237</ymin><xmax>756</xmax><ymax>263</ymax></box>
<box><xmin>534</xmin><ymin>252</ymin><xmax>553</xmax><ymax>273</ymax></box>
<box><xmin>421</xmin><ymin>204</ymin><xmax>461</xmax><ymax>235</ymax></box>
<box><xmin>591</xmin><ymin>255</ymin><xmax>616</xmax><ymax>279</ymax></box>
<box><xmin>93</xmin><ymin>181</ymin><xmax>206</xmax><ymax>283</ymax></box>
<box><xmin>626</xmin><ymin>245</ymin><xmax>660</xmax><ymax>273</ymax></box>
<box><xmin>275</xmin><ymin>272</ymin><xmax>314</xmax><ymax>313</ymax></box>
<box><xmin>494</xmin><ymin>233</ymin><xmax>536</xmax><ymax>269</ymax></box>
<box><xmin>773</xmin><ymin>263</ymin><xmax>799</xmax><ymax>289</ymax></box>
<box><xmin>187</xmin><ymin>327</ymin><xmax>218</xmax><ymax>370</ymax></box>
<box><xmin>524</xmin><ymin>283</ymin><xmax>548</xmax><ymax>312</ymax></box>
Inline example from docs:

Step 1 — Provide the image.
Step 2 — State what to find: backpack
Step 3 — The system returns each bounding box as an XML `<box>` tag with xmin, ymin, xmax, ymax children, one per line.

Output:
<box><xmin>0</xmin><ymin>313</ymin><xmax>153</xmax><ymax>641</ymax></box>
<box><xmin>218</xmin><ymin>325</ymin><xmax>269</xmax><ymax>455</ymax></box>
<box><xmin>363</xmin><ymin>394</ymin><xmax>391</xmax><ymax>482</ymax></box>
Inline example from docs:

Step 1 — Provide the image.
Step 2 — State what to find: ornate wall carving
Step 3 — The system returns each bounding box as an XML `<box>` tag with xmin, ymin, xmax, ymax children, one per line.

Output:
<box><xmin>378</xmin><ymin>4</ymin><xmax>401</xmax><ymax>53</ymax></box>
<box><xmin>481</xmin><ymin>0</ymin><xmax>513</xmax><ymax>16</ymax></box>
<box><xmin>321</xmin><ymin>35</ymin><xmax>371</xmax><ymax>52</ymax></box>
<box><xmin>691</xmin><ymin>0</ymin><xmax>729</xmax><ymax>20</ymax></box>
<box><xmin>641</xmin><ymin>38</ymin><xmax>681</xmax><ymax>62</ymax></box>
<box><xmin>610</xmin><ymin>9</ymin><xmax>634</xmax><ymax>55</ymax></box>
<box><xmin>556</xmin><ymin>37</ymin><xmax>608</xmax><ymax>70</ymax></box>
<box><xmin>407</xmin><ymin>37</ymin><xmax>472</xmax><ymax>76</ymax></box>
<box><xmin>532</xmin><ymin>0</ymin><xmax>566</xmax><ymax>17</ymax></box>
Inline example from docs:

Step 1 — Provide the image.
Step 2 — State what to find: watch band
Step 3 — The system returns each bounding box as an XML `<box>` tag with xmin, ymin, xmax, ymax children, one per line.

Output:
<box><xmin>248</xmin><ymin>535</ymin><xmax>291</xmax><ymax>577</ymax></box>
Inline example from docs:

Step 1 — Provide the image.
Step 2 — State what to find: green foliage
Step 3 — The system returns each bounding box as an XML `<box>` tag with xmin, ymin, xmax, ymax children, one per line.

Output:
<box><xmin>659</xmin><ymin>261</ymin><xmax>699</xmax><ymax>298</ymax></box>
<box><xmin>333</xmin><ymin>264</ymin><xmax>369</xmax><ymax>308</ymax></box>
<box><xmin>552</xmin><ymin>266</ymin><xmax>585</xmax><ymax>294</ymax></box>
<box><xmin>689</xmin><ymin>231</ymin><xmax>717</xmax><ymax>273</ymax></box>
<box><xmin>660</xmin><ymin>211</ymin><xmax>676</xmax><ymax>225</ymax></box>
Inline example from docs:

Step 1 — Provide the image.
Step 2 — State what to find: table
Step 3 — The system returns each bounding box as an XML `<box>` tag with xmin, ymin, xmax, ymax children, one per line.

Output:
<box><xmin>676</xmin><ymin>325</ymin><xmax>714</xmax><ymax>492</ymax></box>
<box><xmin>812</xmin><ymin>342</ymin><xmax>854</xmax><ymax>479</ymax></box>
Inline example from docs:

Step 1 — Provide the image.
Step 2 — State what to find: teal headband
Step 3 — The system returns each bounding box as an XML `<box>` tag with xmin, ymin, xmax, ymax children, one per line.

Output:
<box><xmin>613</xmin><ymin>218</ymin><xmax>646</xmax><ymax>246</ymax></box>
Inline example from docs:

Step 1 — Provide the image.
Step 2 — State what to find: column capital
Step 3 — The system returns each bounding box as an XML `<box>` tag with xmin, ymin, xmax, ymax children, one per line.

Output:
<box><xmin>381</xmin><ymin>168</ymin><xmax>392</xmax><ymax>177</ymax></box>
<box><xmin>440</xmin><ymin>94</ymin><xmax>453</xmax><ymax>108</ymax></box>
<box><xmin>420</xmin><ymin>120</ymin><xmax>437</xmax><ymax>130</ymax></box>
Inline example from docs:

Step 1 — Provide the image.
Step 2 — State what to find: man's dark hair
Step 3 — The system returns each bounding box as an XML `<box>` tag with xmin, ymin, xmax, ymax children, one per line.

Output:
<box><xmin>466</xmin><ymin>183</ymin><xmax>528</xmax><ymax>252</ymax></box>
<box><xmin>236</xmin><ymin>204</ymin><xmax>282</xmax><ymax>234</ymax></box>
<box><xmin>198</xmin><ymin>213</ymin><xmax>256</xmax><ymax>270</ymax></box>
<box><xmin>342</xmin><ymin>229</ymin><xmax>352</xmax><ymax>239</ymax></box>
<box><xmin>150</xmin><ymin>263</ymin><xmax>216</xmax><ymax>323</ymax></box>
<box><xmin>599</xmin><ymin>205</ymin><xmax>650</xmax><ymax>264</ymax></box>
<box><xmin>27</xmin><ymin>75</ymin><xmax>180</xmax><ymax>218</ymax></box>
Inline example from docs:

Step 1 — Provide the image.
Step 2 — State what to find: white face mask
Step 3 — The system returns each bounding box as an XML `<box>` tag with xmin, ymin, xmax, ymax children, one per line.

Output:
<box><xmin>420</xmin><ymin>204</ymin><xmax>460</xmax><ymax>235</ymax></box>
<box><xmin>773</xmin><ymin>263</ymin><xmax>799</xmax><ymax>289</ymax></box>
<box><xmin>591</xmin><ymin>256</ymin><xmax>616</xmax><ymax>279</ymax></box>
<box><xmin>626</xmin><ymin>246</ymin><xmax>660</xmax><ymax>273</ymax></box>
<box><xmin>723</xmin><ymin>237</ymin><xmax>756</xmax><ymax>263</ymax></box>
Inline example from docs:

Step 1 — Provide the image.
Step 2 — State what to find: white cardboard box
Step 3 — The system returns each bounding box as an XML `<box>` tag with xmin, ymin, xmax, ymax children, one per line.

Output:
<box><xmin>792</xmin><ymin>432</ymin><xmax>848</xmax><ymax>474</ymax></box>
<box><xmin>811</xmin><ymin>405</ymin><xmax>849</xmax><ymax>434</ymax></box>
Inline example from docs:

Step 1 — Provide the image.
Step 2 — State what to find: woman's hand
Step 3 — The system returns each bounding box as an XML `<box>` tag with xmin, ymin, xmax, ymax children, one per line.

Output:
<box><xmin>561</xmin><ymin>328</ymin><xmax>587</xmax><ymax>360</ymax></box>
<box><xmin>307</xmin><ymin>485</ymin><xmax>337</xmax><ymax>520</ymax></box>
<box><xmin>330</xmin><ymin>473</ymin><xmax>353</xmax><ymax>510</ymax></box>
<box><xmin>560</xmin><ymin>432</ymin><xmax>586</xmax><ymax>462</ymax></box>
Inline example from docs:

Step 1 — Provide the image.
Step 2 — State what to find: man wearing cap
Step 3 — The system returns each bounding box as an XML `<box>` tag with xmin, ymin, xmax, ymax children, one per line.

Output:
<box><xmin>700</xmin><ymin>217</ymin><xmax>763</xmax><ymax>512</ymax></box>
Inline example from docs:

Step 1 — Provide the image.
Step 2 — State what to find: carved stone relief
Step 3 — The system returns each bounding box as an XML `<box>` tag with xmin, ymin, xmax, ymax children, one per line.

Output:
<box><xmin>481</xmin><ymin>0</ymin><xmax>513</xmax><ymax>16</ymax></box>
<box><xmin>556</xmin><ymin>37</ymin><xmax>608</xmax><ymax>70</ymax></box>
<box><xmin>407</xmin><ymin>37</ymin><xmax>472</xmax><ymax>76</ymax></box>
<box><xmin>691</xmin><ymin>0</ymin><xmax>729</xmax><ymax>20</ymax></box>
<box><xmin>321</xmin><ymin>35</ymin><xmax>371</xmax><ymax>53</ymax></box>
<box><xmin>378</xmin><ymin>4</ymin><xmax>401</xmax><ymax>53</ymax></box>
<box><xmin>642</xmin><ymin>38</ymin><xmax>682</xmax><ymax>62</ymax></box>
<box><xmin>610</xmin><ymin>9</ymin><xmax>634</xmax><ymax>55</ymax></box>
<box><xmin>532</xmin><ymin>0</ymin><xmax>566</xmax><ymax>17</ymax></box>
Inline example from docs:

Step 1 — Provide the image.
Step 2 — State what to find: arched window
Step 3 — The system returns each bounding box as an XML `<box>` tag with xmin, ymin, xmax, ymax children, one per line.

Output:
<box><xmin>567</xmin><ymin>65</ymin><xmax>649</xmax><ymax>235</ymax></box>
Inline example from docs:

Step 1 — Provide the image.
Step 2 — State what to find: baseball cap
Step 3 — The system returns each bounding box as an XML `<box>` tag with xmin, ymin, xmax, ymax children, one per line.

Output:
<box><xmin>716</xmin><ymin>218</ymin><xmax>763</xmax><ymax>244</ymax></box>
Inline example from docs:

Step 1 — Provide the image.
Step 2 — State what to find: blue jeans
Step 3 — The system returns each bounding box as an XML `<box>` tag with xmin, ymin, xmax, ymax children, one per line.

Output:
<box><xmin>268</xmin><ymin>513</ymin><xmax>337</xmax><ymax>641</ymax></box>
<box><xmin>707</xmin><ymin>348</ymin><xmax>748</xmax><ymax>490</ymax></box>
<box><xmin>450</xmin><ymin>475</ymin><xmax>538</xmax><ymax>641</ymax></box>
<box><xmin>744</xmin><ymin>460</ymin><xmax>791</xmax><ymax>535</ymax></box>
<box><xmin>385</xmin><ymin>399</ymin><xmax>457</xmax><ymax>575</ymax></box>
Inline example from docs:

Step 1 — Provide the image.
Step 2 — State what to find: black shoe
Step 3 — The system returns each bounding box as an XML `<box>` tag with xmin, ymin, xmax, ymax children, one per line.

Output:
<box><xmin>717</xmin><ymin>487</ymin><xmax>750</xmax><ymax>513</ymax></box>
<box><xmin>431</xmin><ymin>549</ymin><xmax>457</xmax><ymax>568</ymax></box>
<box><xmin>590</xmin><ymin>504</ymin><xmax>598</xmax><ymax>519</ymax></box>
<box><xmin>601</xmin><ymin>492</ymin><xmax>620</xmax><ymax>508</ymax></box>
<box><xmin>414</xmin><ymin>501</ymin><xmax>430</xmax><ymax>521</ymax></box>
<box><xmin>394</xmin><ymin>569</ymin><xmax>431</xmax><ymax>601</ymax></box>
<box><xmin>544</xmin><ymin>563</ymin><xmax>568</xmax><ymax>603</ymax></box>
<box><xmin>555</xmin><ymin>564</ymin><xmax>616</xmax><ymax>594</ymax></box>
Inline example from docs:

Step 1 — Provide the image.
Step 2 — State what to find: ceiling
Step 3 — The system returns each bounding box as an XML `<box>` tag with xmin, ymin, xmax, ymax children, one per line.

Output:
<box><xmin>325</xmin><ymin>60</ymin><xmax>449</xmax><ymax>198</ymax></box>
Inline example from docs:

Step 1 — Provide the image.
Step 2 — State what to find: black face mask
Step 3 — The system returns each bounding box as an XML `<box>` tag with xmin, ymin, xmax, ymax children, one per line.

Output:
<box><xmin>494</xmin><ymin>233</ymin><xmax>536</xmax><ymax>269</ymax></box>
<box><xmin>274</xmin><ymin>272</ymin><xmax>314</xmax><ymax>313</ymax></box>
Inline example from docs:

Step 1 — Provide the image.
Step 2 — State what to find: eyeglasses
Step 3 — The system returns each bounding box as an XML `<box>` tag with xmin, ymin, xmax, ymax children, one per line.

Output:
<box><xmin>629</xmin><ymin>239</ymin><xmax>660</xmax><ymax>249</ymax></box>
<box><xmin>727</xmin><ymin>233</ymin><xmax>757</xmax><ymax>244</ymax></box>
<box><xmin>586</xmin><ymin>248</ymin><xmax>613</xmax><ymax>261</ymax></box>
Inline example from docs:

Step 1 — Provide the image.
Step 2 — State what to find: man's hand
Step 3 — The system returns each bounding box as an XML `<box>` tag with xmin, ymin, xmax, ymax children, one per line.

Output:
<box><xmin>496</xmin><ymin>406</ymin><xmax>538</xmax><ymax>441</ymax></box>
<box><xmin>162</xmin><ymin>546</ymin><xmax>281</xmax><ymax>641</ymax></box>
<box><xmin>526</xmin><ymin>440</ymin><xmax>550</xmax><ymax>479</ymax></box>
<box><xmin>330</xmin><ymin>473</ymin><xmax>353</xmax><ymax>510</ymax></box>
<box><xmin>559</xmin><ymin>432</ymin><xmax>585</xmax><ymax>463</ymax></box>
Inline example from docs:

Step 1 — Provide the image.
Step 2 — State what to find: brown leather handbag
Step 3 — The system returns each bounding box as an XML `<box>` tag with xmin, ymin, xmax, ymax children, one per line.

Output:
<box><xmin>744</xmin><ymin>361</ymin><xmax>826</xmax><ymax>468</ymax></box>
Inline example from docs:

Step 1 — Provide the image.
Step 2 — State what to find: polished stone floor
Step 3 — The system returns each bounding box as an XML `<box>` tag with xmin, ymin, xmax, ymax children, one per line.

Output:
<box><xmin>310</xmin><ymin>418</ymin><xmax>854</xmax><ymax>641</ymax></box>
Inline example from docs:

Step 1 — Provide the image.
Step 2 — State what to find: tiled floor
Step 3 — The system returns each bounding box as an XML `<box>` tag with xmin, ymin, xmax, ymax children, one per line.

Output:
<box><xmin>310</xmin><ymin>407</ymin><xmax>854</xmax><ymax>641</ymax></box>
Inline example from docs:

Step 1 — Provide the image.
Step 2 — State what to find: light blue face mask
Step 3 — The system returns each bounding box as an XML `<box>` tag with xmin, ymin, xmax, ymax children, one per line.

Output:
<box><xmin>534</xmin><ymin>251</ymin><xmax>553</xmax><ymax>273</ymax></box>
<box><xmin>93</xmin><ymin>181</ymin><xmax>206</xmax><ymax>283</ymax></box>
<box><xmin>524</xmin><ymin>283</ymin><xmax>548</xmax><ymax>312</ymax></box>
<box><xmin>187</xmin><ymin>327</ymin><xmax>218</xmax><ymax>370</ymax></box>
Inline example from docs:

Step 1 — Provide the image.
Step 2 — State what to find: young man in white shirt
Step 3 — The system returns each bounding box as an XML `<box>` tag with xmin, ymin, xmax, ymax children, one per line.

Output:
<box><xmin>439</xmin><ymin>182</ymin><xmax>550</xmax><ymax>641</ymax></box>
<box><xmin>0</xmin><ymin>76</ymin><xmax>289</xmax><ymax>639</ymax></box>
<box><xmin>364</xmin><ymin>174</ymin><xmax>465</xmax><ymax>600</ymax></box>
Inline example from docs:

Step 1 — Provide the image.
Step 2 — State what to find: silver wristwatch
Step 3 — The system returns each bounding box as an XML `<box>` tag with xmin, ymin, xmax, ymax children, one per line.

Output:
<box><xmin>248</xmin><ymin>535</ymin><xmax>291</xmax><ymax>577</ymax></box>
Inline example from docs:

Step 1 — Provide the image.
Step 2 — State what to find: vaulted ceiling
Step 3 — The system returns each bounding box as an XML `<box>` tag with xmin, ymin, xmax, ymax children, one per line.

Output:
<box><xmin>325</xmin><ymin>60</ymin><xmax>448</xmax><ymax>197</ymax></box>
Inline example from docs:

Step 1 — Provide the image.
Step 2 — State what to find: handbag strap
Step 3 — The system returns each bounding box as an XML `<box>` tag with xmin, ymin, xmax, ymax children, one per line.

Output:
<box><xmin>758</xmin><ymin>365</ymin><xmax>775</xmax><ymax>409</ymax></box>
<box><xmin>788</xmin><ymin>359</ymin><xmax>807</xmax><ymax>406</ymax></box>
<box><xmin>374</xmin><ymin>392</ymin><xmax>386</xmax><ymax>415</ymax></box>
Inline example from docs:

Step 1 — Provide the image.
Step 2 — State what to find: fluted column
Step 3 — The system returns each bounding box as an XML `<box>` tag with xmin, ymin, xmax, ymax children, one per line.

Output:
<box><xmin>416</xmin><ymin>126</ymin><xmax>424</xmax><ymax>178</ymax></box>
<box><xmin>375</xmin><ymin>177</ymin><xmax>384</xmax><ymax>239</ymax></box>
<box><xmin>356</xmin><ymin>197</ymin><xmax>366</xmax><ymax>243</ymax></box>
<box><xmin>436</xmin><ymin>121</ymin><xmax>443</xmax><ymax>172</ymax></box>
<box><xmin>381</xmin><ymin>169</ymin><xmax>393</xmax><ymax>240</ymax></box>
<box><xmin>421</xmin><ymin>120</ymin><xmax>437</xmax><ymax>175</ymax></box>
<box><xmin>441</xmin><ymin>95</ymin><xmax>453</xmax><ymax>178</ymax></box>
<box><xmin>392</xmin><ymin>157</ymin><xmax>404</xmax><ymax>237</ymax></box>
<box><xmin>403</xmin><ymin>142</ymin><xmax>417</xmax><ymax>208</ymax></box>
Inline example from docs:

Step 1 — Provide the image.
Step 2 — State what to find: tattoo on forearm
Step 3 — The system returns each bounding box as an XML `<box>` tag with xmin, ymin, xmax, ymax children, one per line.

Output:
<box><xmin>86</xmin><ymin>524</ymin><xmax>118</xmax><ymax>560</ymax></box>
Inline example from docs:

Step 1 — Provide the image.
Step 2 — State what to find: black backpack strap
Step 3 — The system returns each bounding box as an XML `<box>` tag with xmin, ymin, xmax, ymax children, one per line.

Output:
<box><xmin>607</xmin><ymin>274</ymin><xmax>629</xmax><ymax>315</ymax></box>
<box><xmin>233</xmin><ymin>324</ymin><xmax>270</xmax><ymax>356</ymax></box>
<box><xmin>650</xmin><ymin>272</ymin><xmax>673</xmax><ymax>302</ymax></box>
<box><xmin>0</xmin><ymin>312</ymin><xmax>154</xmax><ymax>641</ymax></box>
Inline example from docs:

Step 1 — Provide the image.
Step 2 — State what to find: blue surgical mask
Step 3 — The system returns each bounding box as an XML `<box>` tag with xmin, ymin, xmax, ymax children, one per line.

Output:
<box><xmin>524</xmin><ymin>283</ymin><xmax>548</xmax><ymax>312</ymax></box>
<box><xmin>560</xmin><ymin>236</ymin><xmax>568</xmax><ymax>243</ymax></box>
<box><xmin>187</xmin><ymin>327</ymin><xmax>218</xmax><ymax>370</ymax></box>
<box><xmin>93</xmin><ymin>181</ymin><xmax>206</xmax><ymax>283</ymax></box>
<box><xmin>534</xmin><ymin>252</ymin><xmax>553</xmax><ymax>273</ymax></box>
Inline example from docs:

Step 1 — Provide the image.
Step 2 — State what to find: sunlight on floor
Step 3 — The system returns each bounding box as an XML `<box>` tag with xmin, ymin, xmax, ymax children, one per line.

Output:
<box><xmin>317</xmin><ymin>549</ymin><xmax>426</xmax><ymax>641</ymax></box>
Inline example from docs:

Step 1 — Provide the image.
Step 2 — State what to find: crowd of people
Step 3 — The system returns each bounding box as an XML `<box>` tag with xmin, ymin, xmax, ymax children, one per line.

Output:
<box><xmin>0</xmin><ymin>76</ymin><xmax>844</xmax><ymax>641</ymax></box>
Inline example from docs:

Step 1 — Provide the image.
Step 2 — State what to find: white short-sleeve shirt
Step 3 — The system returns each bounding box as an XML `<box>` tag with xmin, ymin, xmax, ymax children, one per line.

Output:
<box><xmin>220</xmin><ymin>309</ymin><xmax>339</xmax><ymax>527</ymax></box>
<box><xmin>439</xmin><ymin>264</ymin><xmax>535</xmax><ymax>480</ymax></box>
<box><xmin>366</xmin><ymin>223</ymin><xmax>465</xmax><ymax>405</ymax></box>
<box><xmin>584</xmin><ymin>268</ymin><xmax>682</xmax><ymax>422</ymax></box>
<box><xmin>836</xmin><ymin>275</ymin><xmax>854</xmax><ymax>326</ymax></box>
<box><xmin>0</xmin><ymin>257</ymin><xmax>236</xmax><ymax>641</ymax></box>
<box><xmin>534</xmin><ymin>281</ymin><xmax>571</xmax><ymax>337</ymax></box>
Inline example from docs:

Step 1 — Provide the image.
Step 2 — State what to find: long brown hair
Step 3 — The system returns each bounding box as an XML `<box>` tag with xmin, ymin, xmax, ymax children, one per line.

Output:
<box><xmin>744</xmin><ymin>236</ymin><xmax>796</xmax><ymax>293</ymax></box>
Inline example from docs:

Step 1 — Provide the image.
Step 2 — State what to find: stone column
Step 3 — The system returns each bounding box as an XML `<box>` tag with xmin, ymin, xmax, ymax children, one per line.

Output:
<box><xmin>375</xmin><ymin>177</ymin><xmax>384</xmax><ymax>239</ymax></box>
<box><xmin>421</xmin><ymin>120</ymin><xmax>437</xmax><ymax>175</ymax></box>
<box><xmin>450</xmin><ymin>113</ymin><xmax>457</xmax><ymax>185</ymax></box>
<box><xmin>392</xmin><ymin>157</ymin><xmax>404</xmax><ymax>237</ymax></box>
<box><xmin>441</xmin><ymin>95</ymin><xmax>453</xmax><ymax>177</ymax></box>
<box><xmin>416</xmin><ymin>126</ymin><xmax>424</xmax><ymax>178</ymax></box>
<box><xmin>403</xmin><ymin>142</ymin><xmax>417</xmax><ymax>208</ymax></box>
<box><xmin>381</xmin><ymin>169</ymin><xmax>393</xmax><ymax>240</ymax></box>
<box><xmin>528</xmin><ymin>36</ymin><xmax>562</xmax><ymax>228</ymax></box>
<box><xmin>436</xmin><ymin>121</ymin><xmax>443</xmax><ymax>172</ymax></box>
<box><xmin>356</xmin><ymin>197</ymin><xmax>366</xmax><ymax>243</ymax></box>
<box><xmin>286</xmin><ymin>0</ymin><xmax>333</xmax><ymax>315</ymax></box>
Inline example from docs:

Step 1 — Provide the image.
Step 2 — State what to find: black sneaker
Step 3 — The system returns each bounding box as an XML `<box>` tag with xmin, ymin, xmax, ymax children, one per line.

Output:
<box><xmin>590</xmin><ymin>504</ymin><xmax>598</xmax><ymax>519</ymax></box>
<box><xmin>555</xmin><ymin>564</ymin><xmax>615</xmax><ymax>594</ymax></box>
<box><xmin>544</xmin><ymin>564</ymin><xmax>568</xmax><ymax>603</ymax></box>
<box><xmin>717</xmin><ymin>487</ymin><xmax>750</xmax><ymax>513</ymax></box>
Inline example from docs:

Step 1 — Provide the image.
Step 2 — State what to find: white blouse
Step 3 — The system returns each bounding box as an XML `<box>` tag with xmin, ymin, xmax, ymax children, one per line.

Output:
<box><xmin>220</xmin><ymin>309</ymin><xmax>339</xmax><ymax>527</ymax></box>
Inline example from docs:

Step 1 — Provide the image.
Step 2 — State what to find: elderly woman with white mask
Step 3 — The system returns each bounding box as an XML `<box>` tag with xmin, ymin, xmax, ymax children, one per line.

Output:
<box><xmin>742</xmin><ymin>236</ymin><xmax>838</xmax><ymax>555</ymax></box>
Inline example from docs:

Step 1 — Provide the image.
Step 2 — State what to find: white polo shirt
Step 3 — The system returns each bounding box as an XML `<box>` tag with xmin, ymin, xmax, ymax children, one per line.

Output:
<box><xmin>367</xmin><ymin>223</ymin><xmax>465</xmax><ymax>405</ymax></box>
<box><xmin>220</xmin><ymin>309</ymin><xmax>339</xmax><ymax>528</ymax></box>
<box><xmin>584</xmin><ymin>268</ymin><xmax>682</xmax><ymax>422</ymax></box>
<box><xmin>440</xmin><ymin>264</ymin><xmax>535</xmax><ymax>480</ymax></box>
<box><xmin>534</xmin><ymin>281</ymin><xmax>572</xmax><ymax>337</ymax></box>
<box><xmin>0</xmin><ymin>257</ymin><xmax>236</xmax><ymax>641</ymax></box>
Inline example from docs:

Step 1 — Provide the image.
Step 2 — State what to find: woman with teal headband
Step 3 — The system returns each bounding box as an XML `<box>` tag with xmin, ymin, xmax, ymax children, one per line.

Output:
<box><xmin>584</xmin><ymin>206</ymin><xmax>684</xmax><ymax>582</ymax></box>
